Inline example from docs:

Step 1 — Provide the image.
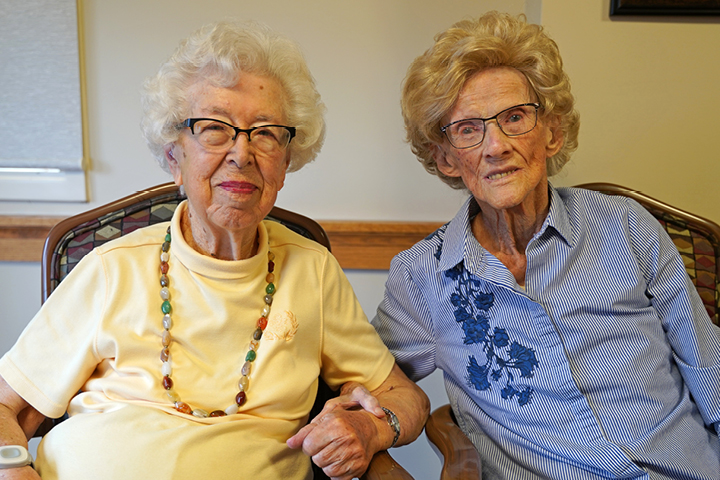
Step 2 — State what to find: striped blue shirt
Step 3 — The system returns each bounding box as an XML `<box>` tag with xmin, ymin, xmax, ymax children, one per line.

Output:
<box><xmin>373</xmin><ymin>186</ymin><xmax>720</xmax><ymax>479</ymax></box>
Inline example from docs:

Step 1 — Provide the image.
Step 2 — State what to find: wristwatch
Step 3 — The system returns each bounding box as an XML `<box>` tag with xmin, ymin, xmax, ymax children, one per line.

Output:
<box><xmin>381</xmin><ymin>407</ymin><xmax>401</xmax><ymax>448</ymax></box>
<box><xmin>0</xmin><ymin>445</ymin><xmax>33</xmax><ymax>469</ymax></box>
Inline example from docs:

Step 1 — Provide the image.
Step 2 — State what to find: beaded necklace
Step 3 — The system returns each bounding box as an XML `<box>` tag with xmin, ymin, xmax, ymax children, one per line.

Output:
<box><xmin>158</xmin><ymin>225</ymin><xmax>276</xmax><ymax>417</ymax></box>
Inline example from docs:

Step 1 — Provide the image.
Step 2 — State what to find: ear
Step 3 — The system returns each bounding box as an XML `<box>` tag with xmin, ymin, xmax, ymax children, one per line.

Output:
<box><xmin>276</xmin><ymin>151</ymin><xmax>291</xmax><ymax>193</ymax></box>
<box><xmin>544</xmin><ymin>119</ymin><xmax>564</xmax><ymax>158</ymax></box>
<box><xmin>164</xmin><ymin>144</ymin><xmax>183</xmax><ymax>187</ymax></box>
<box><xmin>434</xmin><ymin>144</ymin><xmax>462</xmax><ymax>179</ymax></box>
<box><xmin>282</xmin><ymin>149</ymin><xmax>292</xmax><ymax>170</ymax></box>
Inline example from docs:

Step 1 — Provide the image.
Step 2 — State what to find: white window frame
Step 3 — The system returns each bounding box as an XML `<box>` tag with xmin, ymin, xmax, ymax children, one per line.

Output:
<box><xmin>0</xmin><ymin>0</ymin><xmax>86</xmax><ymax>202</ymax></box>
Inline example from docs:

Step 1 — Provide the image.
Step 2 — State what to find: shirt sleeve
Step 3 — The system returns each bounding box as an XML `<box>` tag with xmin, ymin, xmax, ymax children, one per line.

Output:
<box><xmin>371</xmin><ymin>254</ymin><xmax>437</xmax><ymax>382</ymax></box>
<box><xmin>318</xmin><ymin>252</ymin><xmax>395</xmax><ymax>392</ymax></box>
<box><xmin>0</xmin><ymin>250</ymin><xmax>106</xmax><ymax>418</ymax></box>
<box><xmin>626</xmin><ymin>198</ymin><xmax>720</xmax><ymax>428</ymax></box>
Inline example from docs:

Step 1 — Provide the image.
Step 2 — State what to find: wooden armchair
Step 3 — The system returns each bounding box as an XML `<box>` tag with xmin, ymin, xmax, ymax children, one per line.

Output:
<box><xmin>37</xmin><ymin>182</ymin><xmax>412</xmax><ymax>480</ymax></box>
<box><xmin>425</xmin><ymin>405</ymin><xmax>482</xmax><ymax>480</ymax></box>
<box><xmin>577</xmin><ymin>183</ymin><xmax>720</xmax><ymax>325</ymax></box>
<box><xmin>422</xmin><ymin>183</ymin><xmax>720</xmax><ymax>479</ymax></box>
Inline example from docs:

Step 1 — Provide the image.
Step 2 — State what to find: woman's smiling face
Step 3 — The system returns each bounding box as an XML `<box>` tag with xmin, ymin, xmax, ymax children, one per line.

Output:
<box><xmin>167</xmin><ymin>73</ymin><xmax>290</xmax><ymax>238</ymax></box>
<box><xmin>437</xmin><ymin>67</ymin><xmax>563</xmax><ymax>214</ymax></box>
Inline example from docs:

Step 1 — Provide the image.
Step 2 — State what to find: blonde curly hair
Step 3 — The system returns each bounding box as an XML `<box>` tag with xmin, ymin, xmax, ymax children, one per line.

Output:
<box><xmin>401</xmin><ymin>11</ymin><xmax>579</xmax><ymax>190</ymax></box>
<box><xmin>141</xmin><ymin>21</ymin><xmax>326</xmax><ymax>173</ymax></box>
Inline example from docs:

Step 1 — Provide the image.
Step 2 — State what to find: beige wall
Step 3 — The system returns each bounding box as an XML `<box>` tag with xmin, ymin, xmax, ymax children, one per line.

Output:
<box><xmin>1</xmin><ymin>0</ymin><xmax>526</xmax><ymax>220</ymax></box>
<box><xmin>3</xmin><ymin>1</ymin><xmax>715</xmax><ymax>222</ymax></box>
<box><xmin>544</xmin><ymin>0</ymin><xmax>720</xmax><ymax>222</ymax></box>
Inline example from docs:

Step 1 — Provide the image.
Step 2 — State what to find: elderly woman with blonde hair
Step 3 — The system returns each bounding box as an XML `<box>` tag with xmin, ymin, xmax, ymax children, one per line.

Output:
<box><xmin>373</xmin><ymin>11</ymin><xmax>720</xmax><ymax>479</ymax></box>
<box><xmin>0</xmin><ymin>21</ymin><xmax>428</xmax><ymax>480</ymax></box>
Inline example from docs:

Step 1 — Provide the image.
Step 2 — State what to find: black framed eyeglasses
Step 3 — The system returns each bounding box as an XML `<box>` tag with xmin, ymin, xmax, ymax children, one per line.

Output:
<box><xmin>180</xmin><ymin>118</ymin><xmax>296</xmax><ymax>154</ymax></box>
<box><xmin>440</xmin><ymin>103</ymin><xmax>542</xmax><ymax>149</ymax></box>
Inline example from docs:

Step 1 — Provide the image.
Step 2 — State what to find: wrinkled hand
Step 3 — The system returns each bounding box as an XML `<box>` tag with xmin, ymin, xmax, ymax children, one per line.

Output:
<box><xmin>318</xmin><ymin>382</ymin><xmax>385</xmax><ymax>420</ymax></box>
<box><xmin>287</xmin><ymin>383</ymin><xmax>386</xmax><ymax>480</ymax></box>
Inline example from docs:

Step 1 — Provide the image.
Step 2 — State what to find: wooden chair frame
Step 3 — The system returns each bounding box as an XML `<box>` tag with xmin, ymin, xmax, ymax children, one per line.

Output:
<box><xmin>578</xmin><ymin>182</ymin><xmax>720</xmax><ymax>324</ymax></box>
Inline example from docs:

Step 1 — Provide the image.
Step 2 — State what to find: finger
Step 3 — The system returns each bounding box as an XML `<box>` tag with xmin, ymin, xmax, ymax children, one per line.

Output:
<box><xmin>317</xmin><ymin>449</ymin><xmax>361</xmax><ymax>480</ymax></box>
<box><xmin>286</xmin><ymin>422</ymin><xmax>317</xmax><ymax>450</ymax></box>
<box><xmin>310</xmin><ymin>385</ymin><xmax>384</xmax><ymax>429</ymax></box>
<box><xmin>309</xmin><ymin>411</ymin><xmax>375</xmax><ymax>479</ymax></box>
<box><xmin>347</xmin><ymin>385</ymin><xmax>384</xmax><ymax>418</ymax></box>
<box><xmin>339</xmin><ymin>381</ymin><xmax>363</xmax><ymax>396</ymax></box>
<box><xmin>329</xmin><ymin>470</ymin><xmax>355</xmax><ymax>480</ymax></box>
<box><xmin>309</xmin><ymin>401</ymin><xmax>342</xmax><ymax>425</ymax></box>
<box><xmin>311</xmin><ymin>390</ymin><xmax>366</xmax><ymax>422</ymax></box>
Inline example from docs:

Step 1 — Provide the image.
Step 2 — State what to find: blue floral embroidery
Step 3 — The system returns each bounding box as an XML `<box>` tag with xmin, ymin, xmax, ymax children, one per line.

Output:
<box><xmin>447</xmin><ymin>263</ymin><xmax>539</xmax><ymax>406</ymax></box>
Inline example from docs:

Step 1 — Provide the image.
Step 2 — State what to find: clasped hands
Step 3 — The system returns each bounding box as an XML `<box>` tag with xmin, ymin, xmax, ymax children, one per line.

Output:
<box><xmin>287</xmin><ymin>382</ymin><xmax>389</xmax><ymax>480</ymax></box>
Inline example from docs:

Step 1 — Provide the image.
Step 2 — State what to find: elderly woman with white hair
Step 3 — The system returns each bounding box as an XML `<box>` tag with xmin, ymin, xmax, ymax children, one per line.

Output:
<box><xmin>0</xmin><ymin>21</ymin><xmax>428</xmax><ymax>480</ymax></box>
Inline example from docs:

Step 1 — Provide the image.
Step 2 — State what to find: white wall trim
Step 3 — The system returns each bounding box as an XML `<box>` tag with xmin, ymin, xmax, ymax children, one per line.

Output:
<box><xmin>0</xmin><ymin>171</ymin><xmax>87</xmax><ymax>202</ymax></box>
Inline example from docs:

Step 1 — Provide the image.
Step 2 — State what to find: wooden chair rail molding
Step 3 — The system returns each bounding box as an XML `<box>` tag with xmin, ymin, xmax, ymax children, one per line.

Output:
<box><xmin>0</xmin><ymin>215</ymin><xmax>444</xmax><ymax>270</ymax></box>
<box><xmin>0</xmin><ymin>216</ymin><xmax>64</xmax><ymax>263</ymax></box>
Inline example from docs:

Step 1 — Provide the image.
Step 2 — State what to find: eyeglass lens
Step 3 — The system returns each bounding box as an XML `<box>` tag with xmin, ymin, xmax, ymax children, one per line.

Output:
<box><xmin>189</xmin><ymin>119</ymin><xmax>292</xmax><ymax>153</ymax></box>
<box><xmin>443</xmin><ymin>104</ymin><xmax>539</xmax><ymax>149</ymax></box>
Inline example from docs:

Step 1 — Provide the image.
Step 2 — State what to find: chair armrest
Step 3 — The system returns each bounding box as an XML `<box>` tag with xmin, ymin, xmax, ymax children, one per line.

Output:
<box><xmin>425</xmin><ymin>404</ymin><xmax>482</xmax><ymax>480</ymax></box>
<box><xmin>32</xmin><ymin>416</ymin><xmax>56</xmax><ymax>438</ymax></box>
<box><xmin>361</xmin><ymin>450</ymin><xmax>415</xmax><ymax>480</ymax></box>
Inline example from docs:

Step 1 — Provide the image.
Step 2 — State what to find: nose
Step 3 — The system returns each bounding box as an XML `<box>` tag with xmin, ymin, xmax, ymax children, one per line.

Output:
<box><xmin>481</xmin><ymin>120</ymin><xmax>511</xmax><ymax>159</ymax></box>
<box><xmin>227</xmin><ymin>133</ymin><xmax>254</xmax><ymax>167</ymax></box>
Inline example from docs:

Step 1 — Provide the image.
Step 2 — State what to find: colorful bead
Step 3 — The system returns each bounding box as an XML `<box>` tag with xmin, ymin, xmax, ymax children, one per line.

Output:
<box><xmin>192</xmin><ymin>409</ymin><xmax>209</xmax><ymax>418</ymax></box>
<box><xmin>159</xmin><ymin>230</ymin><xmax>275</xmax><ymax>416</ymax></box>
<box><xmin>175</xmin><ymin>402</ymin><xmax>193</xmax><ymax>415</ymax></box>
<box><xmin>238</xmin><ymin>376</ymin><xmax>249</xmax><ymax>392</ymax></box>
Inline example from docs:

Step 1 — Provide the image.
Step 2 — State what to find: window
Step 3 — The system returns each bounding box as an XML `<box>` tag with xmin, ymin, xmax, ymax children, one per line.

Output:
<box><xmin>0</xmin><ymin>0</ymin><xmax>86</xmax><ymax>202</ymax></box>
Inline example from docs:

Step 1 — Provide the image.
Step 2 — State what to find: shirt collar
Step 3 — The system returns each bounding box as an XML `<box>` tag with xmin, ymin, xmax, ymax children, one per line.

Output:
<box><xmin>541</xmin><ymin>183</ymin><xmax>574</xmax><ymax>248</ymax></box>
<box><xmin>436</xmin><ymin>183</ymin><xmax>573</xmax><ymax>274</ymax></box>
<box><xmin>437</xmin><ymin>195</ymin><xmax>480</xmax><ymax>273</ymax></box>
